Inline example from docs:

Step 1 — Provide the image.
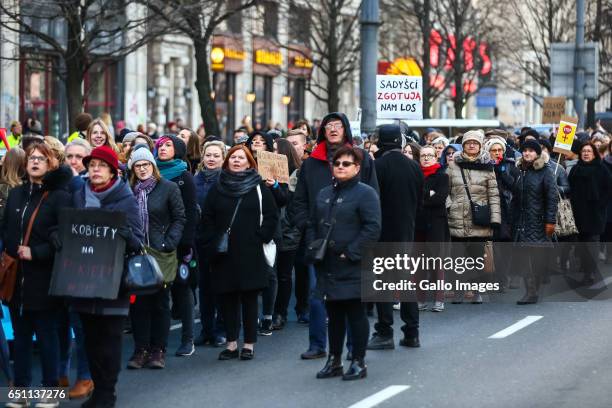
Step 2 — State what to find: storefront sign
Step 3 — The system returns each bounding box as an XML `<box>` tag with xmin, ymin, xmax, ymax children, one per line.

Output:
<box><xmin>211</xmin><ymin>35</ymin><xmax>245</xmax><ymax>73</ymax></box>
<box><xmin>253</xmin><ymin>37</ymin><xmax>282</xmax><ymax>76</ymax></box>
<box><xmin>376</xmin><ymin>75</ymin><xmax>423</xmax><ymax>120</ymax></box>
<box><xmin>288</xmin><ymin>45</ymin><xmax>313</xmax><ymax>78</ymax></box>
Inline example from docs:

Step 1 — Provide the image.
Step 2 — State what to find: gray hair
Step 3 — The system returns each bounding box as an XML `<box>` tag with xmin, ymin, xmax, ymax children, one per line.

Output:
<box><xmin>65</xmin><ymin>138</ymin><xmax>92</xmax><ymax>154</ymax></box>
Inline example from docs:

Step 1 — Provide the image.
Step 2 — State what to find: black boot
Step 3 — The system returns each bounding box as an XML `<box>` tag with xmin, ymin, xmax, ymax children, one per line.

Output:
<box><xmin>366</xmin><ymin>333</ymin><xmax>395</xmax><ymax>350</ymax></box>
<box><xmin>316</xmin><ymin>354</ymin><xmax>343</xmax><ymax>379</ymax></box>
<box><xmin>342</xmin><ymin>357</ymin><xmax>367</xmax><ymax>381</ymax></box>
<box><xmin>517</xmin><ymin>276</ymin><xmax>539</xmax><ymax>305</ymax></box>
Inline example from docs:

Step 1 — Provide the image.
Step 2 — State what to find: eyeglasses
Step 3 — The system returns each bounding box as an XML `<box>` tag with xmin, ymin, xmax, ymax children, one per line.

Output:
<box><xmin>333</xmin><ymin>160</ymin><xmax>355</xmax><ymax>168</ymax></box>
<box><xmin>28</xmin><ymin>155</ymin><xmax>48</xmax><ymax>163</ymax></box>
<box><xmin>325</xmin><ymin>123</ymin><xmax>343</xmax><ymax>131</ymax></box>
<box><xmin>464</xmin><ymin>141</ymin><xmax>480</xmax><ymax>146</ymax></box>
<box><xmin>134</xmin><ymin>162</ymin><xmax>152</xmax><ymax>170</ymax></box>
<box><xmin>421</xmin><ymin>154</ymin><xmax>436</xmax><ymax>159</ymax></box>
<box><xmin>446</xmin><ymin>151</ymin><xmax>455</xmax><ymax>156</ymax></box>
<box><xmin>489</xmin><ymin>148</ymin><xmax>504</xmax><ymax>153</ymax></box>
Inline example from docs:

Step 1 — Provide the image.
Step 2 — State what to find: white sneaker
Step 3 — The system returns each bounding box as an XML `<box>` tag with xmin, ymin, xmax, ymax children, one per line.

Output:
<box><xmin>417</xmin><ymin>302</ymin><xmax>428</xmax><ymax>311</ymax></box>
<box><xmin>392</xmin><ymin>302</ymin><xmax>400</xmax><ymax>310</ymax></box>
<box><xmin>431</xmin><ymin>301</ymin><xmax>445</xmax><ymax>312</ymax></box>
<box><xmin>599</xmin><ymin>251</ymin><xmax>606</xmax><ymax>262</ymax></box>
<box><xmin>5</xmin><ymin>398</ymin><xmax>29</xmax><ymax>408</ymax></box>
<box><xmin>34</xmin><ymin>399</ymin><xmax>58</xmax><ymax>408</ymax></box>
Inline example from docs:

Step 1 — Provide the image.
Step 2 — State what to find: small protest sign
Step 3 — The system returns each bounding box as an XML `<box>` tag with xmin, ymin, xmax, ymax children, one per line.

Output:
<box><xmin>50</xmin><ymin>209</ymin><xmax>127</xmax><ymax>299</ymax></box>
<box><xmin>553</xmin><ymin>116</ymin><xmax>578</xmax><ymax>156</ymax></box>
<box><xmin>376</xmin><ymin>75</ymin><xmax>423</xmax><ymax>120</ymax></box>
<box><xmin>542</xmin><ymin>97</ymin><xmax>566</xmax><ymax>124</ymax></box>
<box><xmin>257</xmin><ymin>150</ymin><xmax>289</xmax><ymax>183</ymax></box>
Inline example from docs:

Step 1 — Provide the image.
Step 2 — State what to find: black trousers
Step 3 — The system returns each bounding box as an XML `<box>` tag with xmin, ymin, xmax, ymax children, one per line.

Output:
<box><xmin>80</xmin><ymin>314</ymin><xmax>124</xmax><ymax>401</ymax></box>
<box><xmin>198</xmin><ymin>257</ymin><xmax>225</xmax><ymax>339</ymax></box>
<box><xmin>325</xmin><ymin>299</ymin><xmax>369</xmax><ymax>359</ymax></box>
<box><xmin>130</xmin><ymin>286</ymin><xmax>171</xmax><ymax>350</ymax></box>
<box><xmin>293</xmin><ymin>247</ymin><xmax>309</xmax><ymax>316</ymax></box>
<box><xmin>577</xmin><ymin>233</ymin><xmax>601</xmax><ymax>279</ymax></box>
<box><xmin>274</xmin><ymin>249</ymin><xmax>297</xmax><ymax>318</ymax></box>
<box><xmin>218</xmin><ymin>290</ymin><xmax>259</xmax><ymax>344</ymax></box>
<box><xmin>374</xmin><ymin>302</ymin><xmax>419</xmax><ymax>338</ymax></box>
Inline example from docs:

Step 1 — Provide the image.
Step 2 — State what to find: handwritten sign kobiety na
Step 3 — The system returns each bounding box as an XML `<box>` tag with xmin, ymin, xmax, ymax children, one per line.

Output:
<box><xmin>376</xmin><ymin>75</ymin><xmax>423</xmax><ymax>120</ymax></box>
<box><xmin>257</xmin><ymin>150</ymin><xmax>290</xmax><ymax>184</ymax></box>
<box><xmin>50</xmin><ymin>208</ymin><xmax>127</xmax><ymax>299</ymax></box>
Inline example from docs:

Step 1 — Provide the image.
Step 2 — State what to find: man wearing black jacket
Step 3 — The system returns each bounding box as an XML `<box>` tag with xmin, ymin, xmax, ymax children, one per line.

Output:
<box><xmin>367</xmin><ymin>124</ymin><xmax>424</xmax><ymax>350</ymax></box>
<box><xmin>292</xmin><ymin>112</ymin><xmax>379</xmax><ymax>359</ymax></box>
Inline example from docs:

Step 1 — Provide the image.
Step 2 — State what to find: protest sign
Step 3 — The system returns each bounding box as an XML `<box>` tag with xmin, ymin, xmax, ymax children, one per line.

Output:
<box><xmin>257</xmin><ymin>150</ymin><xmax>289</xmax><ymax>183</ymax></box>
<box><xmin>349</xmin><ymin>121</ymin><xmax>361</xmax><ymax>138</ymax></box>
<box><xmin>50</xmin><ymin>209</ymin><xmax>127</xmax><ymax>299</ymax></box>
<box><xmin>376</xmin><ymin>75</ymin><xmax>423</xmax><ymax>120</ymax></box>
<box><xmin>542</xmin><ymin>97</ymin><xmax>566</xmax><ymax>124</ymax></box>
<box><xmin>553</xmin><ymin>116</ymin><xmax>578</xmax><ymax>156</ymax></box>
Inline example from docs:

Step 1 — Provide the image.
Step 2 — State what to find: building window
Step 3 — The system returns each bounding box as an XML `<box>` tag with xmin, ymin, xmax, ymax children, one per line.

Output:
<box><xmin>253</xmin><ymin>74</ymin><xmax>272</xmax><ymax>130</ymax></box>
<box><xmin>213</xmin><ymin>72</ymin><xmax>236</xmax><ymax>142</ymax></box>
<box><xmin>288</xmin><ymin>5</ymin><xmax>311</xmax><ymax>45</ymax></box>
<box><xmin>84</xmin><ymin>61</ymin><xmax>119</xmax><ymax>121</ymax></box>
<box><xmin>287</xmin><ymin>79</ymin><xmax>305</xmax><ymax>128</ymax></box>
<box><xmin>227</xmin><ymin>0</ymin><xmax>243</xmax><ymax>35</ymax></box>
<box><xmin>263</xmin><ymin>1</ymin><xmax>279</xmax><ymax>40</ymax></box>
<box><xmin>19</xmin><ymin>53</ymin><xmax>62</xmax><ymax>137</ymax></box>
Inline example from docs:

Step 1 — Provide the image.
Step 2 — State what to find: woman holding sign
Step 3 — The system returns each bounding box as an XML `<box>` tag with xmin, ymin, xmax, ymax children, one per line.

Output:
<box><xmin>201</xmin><ymin>145</ymin><xmax>278</xmax><ymax>360</ymax></box>
<box><xmin>127</xmin><ymin>147</ymin><xmax>186</xmax><ymax>370</ymax></box>
<box><xmin>1</xmin><ymin>142</ymin><xmax>72</xmax><ymax>407</ymax></box>
<box><xmin>72</xmin><ymin>146</ymin><xmax>144</xmax><ymax>408</ymax></box>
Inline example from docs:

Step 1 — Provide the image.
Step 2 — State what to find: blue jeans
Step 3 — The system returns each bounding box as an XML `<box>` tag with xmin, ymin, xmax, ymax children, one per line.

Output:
<box><xmin>59</xmin><ymin>311</ymin><xmax>91</xmax><ymax>380</ymax></box>
<box><xmin>10</xmin><ymin>308</ymin><xmax>60</xmax><ymax>387</ymax></box>
<box><xmin>308</xmin><ymin>265</ymin><xmax>353</xmax><ymax>353</ymax></box>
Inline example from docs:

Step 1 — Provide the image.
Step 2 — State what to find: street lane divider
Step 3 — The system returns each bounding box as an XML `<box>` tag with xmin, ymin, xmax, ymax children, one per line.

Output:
<box><xmin>347</xmin><ymin>385</ymin><xmax>410</xmax><ymax>408</ymax></box>
<box><xmin>488</xmin><ymin>315</ymin><xmax>543</xmax><ymax>339</ymax></box>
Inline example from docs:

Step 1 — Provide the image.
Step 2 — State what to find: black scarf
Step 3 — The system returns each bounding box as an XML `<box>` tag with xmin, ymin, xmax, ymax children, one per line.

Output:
<box><xmin>216</xmin><ymin>168</ymin><xmax>262</xmax><ymax>197</ymax></box>
<box><xmin>569</xmin><ymin>157</ymin><xmax>605</xmax><ymax>201</ymax></box>
<box><xmin>202</xmin><ymin>168</ymin><xmax>221</xmax><ymax>183</ymax></box>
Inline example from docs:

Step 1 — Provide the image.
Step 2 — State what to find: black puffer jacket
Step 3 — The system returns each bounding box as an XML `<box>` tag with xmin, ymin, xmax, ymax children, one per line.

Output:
<box><xmin>511</xmin><ymin>154</ymin><xmax>558</xmax><ymax>244</ymax></box>
<box><xmin>493</xmin><ymin>157</ymin><xmax>519</xmax><ymax>240</ymax></box>
<box><xmin>1</xmin><ymin>166</ymin><xmax>72</xmax><ymax>311</ymax></box>
<box><xmin>307</xmin><ymin>177</ymin><xmax>381</xmax><ymax>300</ymax></box>
<box><xmin>169</xmin><ymin>171</ymin><xmax>198</xmax><ymax>251</ymax></box>
<box><xmin>142</xmin><ymin>178</ymin><xmax>186</xmax><ymax>252</ymax></box>
<box><xmin>544</xmin><ymin>152</ymin><xmax>570</xmax><ymax>197</ymax></box>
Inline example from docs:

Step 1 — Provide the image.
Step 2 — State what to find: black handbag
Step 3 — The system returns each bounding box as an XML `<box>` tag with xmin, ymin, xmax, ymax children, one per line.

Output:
<box><xmin>217</xmin><ymin>197</ymin><xmax>243</xmax><ymax>254</ymax></box>
<box><xmin>124</xmin><ymin>247</ymin><xmax>164</xmax><ymax>295</ymax></box>
<box><xmin>460</xmin><ymin>167</ymin><xmax>491</xmax><ymax>227</ymax></box>
<box><xmin>306</xmin><ymin>222</ymin><xmax>334</xmax><ymax>263</ymax></box>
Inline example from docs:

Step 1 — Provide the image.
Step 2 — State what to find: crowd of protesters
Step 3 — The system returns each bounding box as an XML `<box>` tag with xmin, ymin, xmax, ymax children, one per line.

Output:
<box><xmin>0</xmin><ymin>111</ymin><xmax>610</xmax><ymax>407</ymax></box>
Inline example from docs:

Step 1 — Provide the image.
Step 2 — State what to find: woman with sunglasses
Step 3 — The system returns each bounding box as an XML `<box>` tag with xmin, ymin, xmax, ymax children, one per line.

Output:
<box><xmin>308</xmin><ymin>146</ymin><xmax>381</xmax><ymax>381</ymax></box>
<box><xmin>126</xmin><ymin>147</ymin><xmax>186</xmax><ymax>370</ymax></box>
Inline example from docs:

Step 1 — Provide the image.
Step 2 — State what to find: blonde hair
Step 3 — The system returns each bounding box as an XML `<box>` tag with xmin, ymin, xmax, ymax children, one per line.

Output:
<box><xmin>1</xmin><ymin>147</ymin><xmax>26</xmax><ymax>187</ymax></box>
<box><xmin>198</xmin><ymin>141</ymin><xmax>227</xmax><ymax>171</ymax></box>
<box><xmin>86</xmin><ymin>118</ymin><xmax>119</xmax><ymax>153</ymax></box>
<box><xmin>44</xmin><ymin>136</ymin><xmax>66</xmax><ymax>163</ymax></box>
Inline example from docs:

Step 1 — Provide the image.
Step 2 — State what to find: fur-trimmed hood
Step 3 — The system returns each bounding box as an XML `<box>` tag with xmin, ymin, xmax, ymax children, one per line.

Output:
<box><xmin>42</xmin><ymin>165</ymin><xmax>73</xmax><ymax>192</ymax></box>
<box><xmin>516</xmin><ymin>152</ymin><xmax>547</xmax><ymax>171</ymax></box>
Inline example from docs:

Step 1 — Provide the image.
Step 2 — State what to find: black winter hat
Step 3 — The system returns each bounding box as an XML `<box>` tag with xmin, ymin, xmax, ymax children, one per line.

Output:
<box><xmin>520</xmin><ymin>139</ymin><xmax>542</xmax><ymax>155</ymax></box>
<box><xmin>519</xmin><ymin>128</ymin><xmax>540</xmax><ymax>142</ymax></box>
<box><xmin>156</xmin><ymin>134</ymin><xmax>187</xmax><ymax>160</ymax></box>
<box><xmin>376</xmin><ymin>124</ymin><xmax>403</xmax><ymax>149</ymax></box>
<box><xmin>539</xmin><ymin>138</ymin><xmax>552</xmax><ymax>153</ymax></box>
<box><xmin>246</xmin><ymin>131</ymin><xmax>274</xmax><ymax>152</ymax></box>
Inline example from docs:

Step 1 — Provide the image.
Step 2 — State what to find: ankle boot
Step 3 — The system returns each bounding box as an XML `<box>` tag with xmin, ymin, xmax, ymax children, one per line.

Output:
<box><xmin>316</xmin><ymin>354</ymin><xmax>343</xmax><ymax>379</ymax></box>
<box><xmin>517</xmin><ymin>276</ymin><xmax>538</xmax><ymax>305</ymax></box>
<box><xmin>342</xmin><ymin>357</ymin><xmax>367</xmax><ymax>380</ymax></box>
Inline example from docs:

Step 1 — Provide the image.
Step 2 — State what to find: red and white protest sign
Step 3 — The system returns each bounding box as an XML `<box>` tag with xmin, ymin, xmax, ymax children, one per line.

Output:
<box><xmin>376</xmin><ymin>75</ymin><xmax>423</xmax><ymax>120</ymax></box>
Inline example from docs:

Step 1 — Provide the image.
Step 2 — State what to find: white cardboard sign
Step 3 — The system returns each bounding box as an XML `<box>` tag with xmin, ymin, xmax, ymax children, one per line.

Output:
<box><xmin>376</xmin><ymin>75</ymin><xmax>423</xmax><ymax>120</ymax></box>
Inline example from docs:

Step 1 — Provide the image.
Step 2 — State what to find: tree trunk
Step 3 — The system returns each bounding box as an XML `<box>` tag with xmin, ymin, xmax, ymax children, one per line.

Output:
<box><xmin>194</xmin><ymin>40</ymin><xmax>220</xmax><ymax>139</ymax></box>
<box><xmin>65</xmin><ymin>56</ymin><xmax>84</xmax><ymax>135</ymax></box>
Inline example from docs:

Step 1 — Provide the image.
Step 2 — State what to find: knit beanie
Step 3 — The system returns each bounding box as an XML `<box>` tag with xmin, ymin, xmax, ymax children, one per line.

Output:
<box><xmin>484</xmin><ymin>137</ymin><xmax>507</xmax><ymax>153</ymax></box>
<box><xmin>462</xmin><ymin>130</ymin><xmax>485</xmax><ymax>147</ymax></box>
<box><xmin>155</xmin><ymin>134</ymin><xmax>187</xmax><ymax>160</ymax></box>
<box><xmin>128</xmin><ymin>146</ymin><xmax>157</xmax><ymax>170</ymax></box>
<box><xmin>520</xmin><ymin>139</ymin><xmax>542</xmax><ymax>155</ymax></box>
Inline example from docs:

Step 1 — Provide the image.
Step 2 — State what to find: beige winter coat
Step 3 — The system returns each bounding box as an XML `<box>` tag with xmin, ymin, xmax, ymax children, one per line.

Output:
<box><xmin>446</xmin><ymin>150</ymin><xmax>501</xmax><ymax>238</ymax></box>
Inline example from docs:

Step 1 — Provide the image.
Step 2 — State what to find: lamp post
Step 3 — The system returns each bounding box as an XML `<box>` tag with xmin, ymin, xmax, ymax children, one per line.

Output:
<box><xmin>359</xmin><ymin>0</ymin><xmax>380</xmax><ymax>135</ymax></box>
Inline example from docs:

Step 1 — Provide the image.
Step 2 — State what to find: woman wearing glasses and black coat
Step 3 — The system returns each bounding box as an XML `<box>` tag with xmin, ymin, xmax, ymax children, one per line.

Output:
<box><xmin>306</xmin><ymin>146</ymin><xmax>381</xmax><ymax>381</ymax></box>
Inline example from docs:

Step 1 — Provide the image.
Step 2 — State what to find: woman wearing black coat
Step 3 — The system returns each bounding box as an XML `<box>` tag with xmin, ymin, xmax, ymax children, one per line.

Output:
<box><xmin>308</xmin><ymin>146</ymin><xmax>381</xmax><ymax>381</ymax></box>
<box><xmin>568</xmin><ymin>142</ymin><xmax>612</xmax><ymax>285</ymax></box>
<box><xmin>1</xmin><ymin>143</ymin><xmax>71</xmax><ymax>401</ymax></box>
<box><xmin>201</xmin><ymin>145</ymin><xmax>278</xmax><ymax>360</ymax></box>
<box><xmin>71</xmin><ymin>146</ymin><xmax>144</xmax><ymax>407</ymax></box>
<box><xmin>511</xmin><ymin>140</ymin><xmax>558</xmax><ymax>304</ymax></box>
<box><xmin>415</xmin><ymin>146</ymin><xmax>449</xmax><ymax>312</ymax></box>
<box><xmin>126</xmin><ymin>147</ymin><xmax>186</xmax><ymax>370</ymax></box>
<box><xmin>155</xmin><ymin>135</ymin><xmax>199</xmax><ymax>356</ymax></box>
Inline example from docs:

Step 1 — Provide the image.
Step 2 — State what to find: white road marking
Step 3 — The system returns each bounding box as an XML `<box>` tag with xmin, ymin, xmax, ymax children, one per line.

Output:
<box><xmin>488</xmin><ymin>315</ymin><xmax>543</xmax><ymax>339</ymax></box>
<box><xmin>170</xmin><ymin>318</ymin><xmax>201</xmax><ymax>331</ymax></box>
<box><xmin>589</xmin><ymin>276</ymin><xmax>612</xmax><ymax>290</ymax></box>
<box><xmin>347</xmin><ymin>385</ymin><xmax>410</xmax><ymax>408</ymax></box>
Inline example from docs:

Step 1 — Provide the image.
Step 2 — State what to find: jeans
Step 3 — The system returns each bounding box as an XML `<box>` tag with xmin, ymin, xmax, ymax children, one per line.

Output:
<box><xmin>80</xmin><ymin>314</ymin><xmax>124</xmax><ymax>403</ymax></box>
<box><xmin>198</xmin><ymin>257</ymin><xmax>225</xmax><ymax>339</ymax></box>
<box><xmin>59</xmin><ymin>310</ymin><xmax>91</xmax><ymax>380</ymax></box>
<box><xmin>308</xmin><ymin>265</ymin><xmax>327</xmax><ymax>351</ymax></box>
<box><xmin>171</xmin><ymin>283</ymin><xmax>194</xmax><ymax>344</ymax></box>
<box><xmin>130</xmin><ymin>286</ymin><xmax>171</xmax><ymax>350</ymax></box>
<box><xmin>10</xmin><ymin>308</ymin><xmax>60</xmax><ymax>387</ymax></box>
<box><xmin>374</xmin><ymin>302</ymin><xmax>419</xmax><ymax>338</ymax></box>
<box><xmin>326</xmin><ymin>299</ymin><xmax>369</xmax><ymax>359</ymax></box>
<box><xmin>261</xmin><ymin>264</ymin><xmax>278</xmax><ymax>318</ymax></box>
<box><xmin>273</xmin><ymin>250</ymin><xmax>297</xmax><ymax>319</ymax></box>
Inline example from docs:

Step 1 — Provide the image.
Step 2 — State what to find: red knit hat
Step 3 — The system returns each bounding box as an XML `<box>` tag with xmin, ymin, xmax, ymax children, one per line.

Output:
<box><xmin>83</xmin><ymin>145</ymin><xmax>119</xmax><ymax>174</ymax></box>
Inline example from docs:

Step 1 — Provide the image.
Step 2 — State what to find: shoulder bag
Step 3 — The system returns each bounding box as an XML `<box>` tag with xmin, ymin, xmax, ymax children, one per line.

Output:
<box><xmin>256</xmin><ymin>185</ymin><xmax>277</xmax><ymax>267</ymax></box>
<box><xmin>124</xmin><ymin>246</ymin><xmax>165</xmax><ymax>295</ymax></box>
<box><xmin>554</xmin><ymin>191</ymin><xmax>578</xmax><ymax>237</ymax></box>
<box><xmin>0</xmin><ymin>191</ymin><xmax>49</xmax><ymax>302</ymax></box>
<box><xmin>460</xmin><ymin>167</ymin><xmax>491</xmax><ymax>227</ymax></box>
<box><xmin>217</xmin><ymin>196</ymin><xmax>243</xmax><ymax>254</ymax></box>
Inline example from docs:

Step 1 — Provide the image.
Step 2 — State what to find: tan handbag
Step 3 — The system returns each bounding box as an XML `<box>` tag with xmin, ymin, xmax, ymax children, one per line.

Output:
<box><xmin>0</xmin><ymin>191</ymin><xmax>48</xmax><ymax>301</ymax></box>
<box><xmin>483</xmin><ymin>241</ymin><xmax>495</xmax><ymax>274</ymax></box>
<box><xmin>554</xmin><ymin>192</ymin><xmax>578</xmax><ymax>237</ymax></box>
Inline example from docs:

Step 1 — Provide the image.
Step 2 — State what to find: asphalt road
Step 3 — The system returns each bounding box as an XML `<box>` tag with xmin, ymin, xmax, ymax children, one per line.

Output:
<box><xmin>19</xmin><ymin>261</ymin><xmax>612</xmax><ymax>408</ymax></box>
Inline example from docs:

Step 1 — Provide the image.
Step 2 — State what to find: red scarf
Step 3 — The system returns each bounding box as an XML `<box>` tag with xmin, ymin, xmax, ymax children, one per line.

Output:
<box><xmin>420</xmin><ymin>162</ymin><xmax>441</xmax><ymax>178</ymax></box>
<box><xmin>91</xmin><ymin>177</ymin><xmax>117</xmax><ymax>193</ymax></box>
